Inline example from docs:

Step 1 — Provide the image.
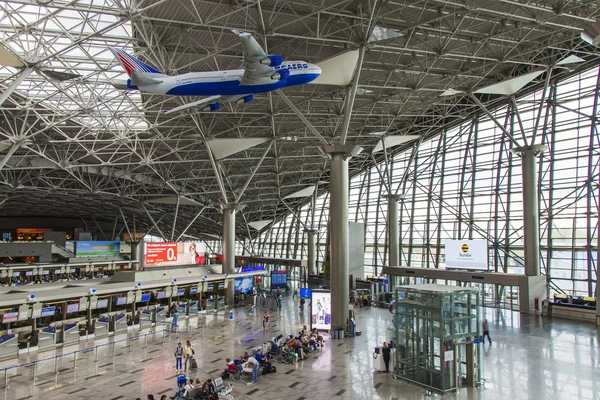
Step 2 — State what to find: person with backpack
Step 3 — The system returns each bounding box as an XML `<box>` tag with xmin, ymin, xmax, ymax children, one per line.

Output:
<box><xmin>174</xmin><ymin>342</ymin><xmax>184</xmax><ymax>372</ymax></box>
<box><xmin>184</xmin><ymin>340</ymin><xmax>195</xmax><ymax>370</ymax></box>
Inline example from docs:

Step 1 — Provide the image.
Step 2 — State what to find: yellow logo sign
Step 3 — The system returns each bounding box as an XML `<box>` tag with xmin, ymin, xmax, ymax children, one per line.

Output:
<box><xmin>461</xmin><ymin>244</ymin><xmax>469</xmax><ymax>253</ymax></box>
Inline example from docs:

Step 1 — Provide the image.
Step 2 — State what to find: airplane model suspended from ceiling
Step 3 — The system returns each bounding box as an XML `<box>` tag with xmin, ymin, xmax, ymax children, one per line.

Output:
<box><xmin>110</xmin><ymin>30</ymin><xmax>321</xmax><ymax>115</ymax></box>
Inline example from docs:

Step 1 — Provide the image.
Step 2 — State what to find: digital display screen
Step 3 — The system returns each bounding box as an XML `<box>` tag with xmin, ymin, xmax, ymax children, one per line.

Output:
<box><xmin>157</xmin><ymin>292</ymin><xmax>166</xmax><ymax>299</ymax></box>
<box><xmin>66</xmin><ymin>303</ymin><xmax>79</xmax><ymax>313</ymax></box>
<box><xmin>69</xmin><ymin>269</ymin><xmax>76</xmax><ymax>273</ymax></box>
<box><xmin>41</xmin><ymin>307</ymin><xmax>55</xmax><ymax>317</ymax></box>
<box><xmin>116</xmin><ymin>297</ymin><xmax>127</xmax><ymax>305</ymax></box>
<box><xmin>52</xmin><ymin>270</ymin><xmax>60</xmax><ymax>274</ymax></box>
<box><xmin>218</xmin><ymin>283</ymin><xmax>225</xmax><ymax>290</ymax></box>
<box><xmin>240</xmin><ymin>265</ymin><xmax>265</xmax><ymax>272</ymax></box>
<box><xmin>311</xmin><ymin>291</ymin><xmax>331</xmax><ymax>331</ymax></box>
<box><xmin>300</xmin><ymin>288</ymin><xmax>311</xmax><ymax>298</ymax></box>
<box><xmin>177</xmin><ymin>289</ymin><xmax>185</xmax><ymax>296</ymax></box>
<box><xmin>206</xmin><ymin>285</ymin><xmax>213</xmax><ymax>292</ymax></box>
<box><xmin>190</xmin><ymin>287</ymin><xmax>198</xmax><ymax>294</ymax></box>
<box><xmin>42</xmin><ymin>270</ymin><xmax>49</xmax><ymax>275</ymax></box>
<box><xmin>12</xmin><ymin>272</ymin><xmax>20</xmax><ymax>277</ymax></box>
<box><xmin>141</xmin><ymin>294</ymin><xmax>150</xmax><ymax>302</ymax></box>
<box><xmin>2</xmin><ymin>312</ymin><xmax>18</xmax><ymax>323</ymax></box>
<box><xmin>96</xmin><ymin>299</ymin><xmax>108</xmax><ymax>308</ymax></box>
<box><xmin>25</xmin><ymin>271</ymin><xmax>33</xmax><ymax>276</ymax></box>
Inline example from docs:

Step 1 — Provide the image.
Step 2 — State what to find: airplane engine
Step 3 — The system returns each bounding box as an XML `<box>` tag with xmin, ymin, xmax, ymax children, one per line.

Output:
<box><xmin>271</xmin><ymin>69</ymin><xmax>290</xmax><ymax>81</ymax></box>
<box><xmin>202</xmin><ymin>102</ymin><xmax>221</xmax><ymax>112</ymax></box>
<box><xmin>260</xmin><ymin>55</ymin><xmax>283</xmax><ymax>67</ymax></box>
<box><xmin>236</xmin><ymin>94</ymin><xmax>254</xmax><ymax>104</ymax></box>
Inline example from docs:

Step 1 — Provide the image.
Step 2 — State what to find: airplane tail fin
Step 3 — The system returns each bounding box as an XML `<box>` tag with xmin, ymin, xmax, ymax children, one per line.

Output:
<box><xmin>110</xmin><ymin>48</ymin><xmax>163</xmax><ymax>77</ymax></box>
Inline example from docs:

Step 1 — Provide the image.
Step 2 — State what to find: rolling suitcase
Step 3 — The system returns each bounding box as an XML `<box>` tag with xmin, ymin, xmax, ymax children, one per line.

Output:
<box><xmin>190</xmin><ymin>357</ymin><xmax>198</xmax><ymax>369</ymax></box>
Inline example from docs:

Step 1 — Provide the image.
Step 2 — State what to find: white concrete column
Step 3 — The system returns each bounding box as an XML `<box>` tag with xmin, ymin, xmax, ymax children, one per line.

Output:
<box><xmin>221</xmin><ymin>203</ymin><xmax>238</xmax><ymax>306</ymax></box>
<box><xmin>319</xmin><ymin>145</ymin><xmax>363</xmax><ymax>332</ymax></box>
<box><xmin>511</xmin><ymin>145</ymin><xmax>546</xmax><ymax>276</ymax></box>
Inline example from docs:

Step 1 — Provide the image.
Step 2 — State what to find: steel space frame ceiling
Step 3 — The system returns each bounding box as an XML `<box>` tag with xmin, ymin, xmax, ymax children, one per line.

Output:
<box><xmin>0</xmin><ymin>0</ymin><xmax>599</xmax><ymax>242</ymax></box>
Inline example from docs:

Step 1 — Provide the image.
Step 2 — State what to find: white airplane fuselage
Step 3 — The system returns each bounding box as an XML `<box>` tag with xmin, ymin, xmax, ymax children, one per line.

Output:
<box><xmin>128</xmin><ymin>61</ymin><xmax>321</xmax><ymax>96</ymax></box>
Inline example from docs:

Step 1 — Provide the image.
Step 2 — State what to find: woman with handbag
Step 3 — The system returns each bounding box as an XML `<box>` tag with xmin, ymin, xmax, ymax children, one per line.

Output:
<box><xmin>184</xmin><ymin>340</ymin><xmax>195</xmax><ymax>370</ymax></box>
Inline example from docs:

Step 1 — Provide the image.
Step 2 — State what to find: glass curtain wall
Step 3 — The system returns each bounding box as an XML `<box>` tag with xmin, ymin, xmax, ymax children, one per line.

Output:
<box><xmin>208</xmin><ymin>66</ymin><xmax>599</xmax><ymax>298</ymax></box>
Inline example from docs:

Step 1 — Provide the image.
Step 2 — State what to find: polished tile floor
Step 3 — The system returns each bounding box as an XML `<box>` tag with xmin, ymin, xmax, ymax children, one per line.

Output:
<box><xmin>0</xmin><ymin>296</ymin><xmax>598</xmax><ymax>400</ymax></box>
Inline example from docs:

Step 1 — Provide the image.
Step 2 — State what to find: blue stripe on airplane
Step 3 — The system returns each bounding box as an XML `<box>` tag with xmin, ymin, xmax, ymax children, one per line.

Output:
<box><xmin>165</xmin><ymin>74</ymin><xmax>320</xmax><ymax>96</ymax></box>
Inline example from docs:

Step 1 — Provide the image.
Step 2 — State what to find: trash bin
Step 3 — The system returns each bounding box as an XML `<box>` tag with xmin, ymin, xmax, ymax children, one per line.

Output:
<box><xmin>339</xmin><ymin>329</ymin><xmax>345</xmax><ymax>339</ymax></box>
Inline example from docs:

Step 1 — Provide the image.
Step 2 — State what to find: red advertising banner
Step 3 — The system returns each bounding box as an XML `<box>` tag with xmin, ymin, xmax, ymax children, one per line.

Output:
<box><xmin>145</xmin><ymin>242</ymin><xmax>178</xmax><ymax>265</ymax></box>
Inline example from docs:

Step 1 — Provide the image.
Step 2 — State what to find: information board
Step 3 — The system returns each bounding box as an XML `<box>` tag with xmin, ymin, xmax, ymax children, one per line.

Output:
<box><xmin>271</xmin><ymin>270</ymin><xmax>287</xmax><ymax>289</ymax></box>
<box><xmin>75</xmin><ymin>241</ymin><xmax>121</xmax><ymax>256</ymax></box>
<box><xmin>445</xmin><ymin>240</ymin><xmax>488</xmax><ymax>270</ymax></box>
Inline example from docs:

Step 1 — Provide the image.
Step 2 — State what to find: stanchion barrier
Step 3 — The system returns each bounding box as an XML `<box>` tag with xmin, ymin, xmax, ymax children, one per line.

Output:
<box><xmin>0</xmin><ymin>328</ymin><xmax>168</xmax><ymax>388</ymax></box>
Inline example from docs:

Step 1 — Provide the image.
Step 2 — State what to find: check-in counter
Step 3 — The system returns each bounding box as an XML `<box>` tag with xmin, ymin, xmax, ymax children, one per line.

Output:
<box><xmin>216</xmin><ymin>296</ymin><xmax>225</xmax><ymax>311</ymax></box>
<box><xmin>112</xmin><ymin>314</ymin><xmax>127</xmax><ymax>333</ymax></box>
<box><xmin>155</xmin><ymin>307</ymin><xmax>166</xmax><ymax>323</ymax></box>
<box><xmin>189</xmin><ymin>301</ymin><xmax>198</xmax><ymax>315</ymax></box>
<box><xmin>0</xmin><ymin>334</ymin><xmax>18</xmax><ymax>358</ymax></box>
<box><xmin>38</xmin><ymin>327</ymin><xmax>57</xmax><ymax>350</ymax></box>
<box><xmin>207</xmin><ymin>297</ymin><xmax>216</xmax><ymax>311</ymax></box>
<box><xmin>62</xmin><ymin>323</ymin><xmax>79</xmax><ymax>345</ymax></box>
<box><xmin>95</xmin><ymin>317</ymin><xmax>109</xmax><ymax>338</ymax></box>
<box><xmin>177</xmin><ymin>303</ymin><xmax>187</xmax><ymax>316</ymax></box>
<box><xmin>140</xmin><ymin>309</ymin><xmax>153</xmax><ymax>329</ymax></box>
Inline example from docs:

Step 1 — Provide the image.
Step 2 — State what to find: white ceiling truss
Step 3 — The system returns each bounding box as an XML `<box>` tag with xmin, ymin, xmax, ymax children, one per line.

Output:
<box><xmin>0</xmin><ymin>0</ymin><xmax>599</xmax><ymax>241</ymax></box>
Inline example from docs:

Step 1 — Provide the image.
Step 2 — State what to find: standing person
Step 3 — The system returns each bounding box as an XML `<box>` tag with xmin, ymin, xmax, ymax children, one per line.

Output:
<box><xmin>482</xmin><ymin>319</ymin><xmax>492</xmax><ymax>345</ymax></box>
<box><xmin>170</xmin><ymin>304</ymin><xmax>179</xmax><ymax>333</ymax></box>
<box><xmin>263</xmin><ymin>311</ymin><xmax>270</xmax><ymax>330</ymax></box>
<box><xmin>299</xmin><ymin>297</ymin><xmax>305</xmax><ymax>312</ymax></box>
<box><xmin>382</xmin><ymin>342</ymin><xmax>391</xmax><ymax>373</ymax></box>
<box><xmin>184</xmin><ymin>340</ymin><xmax>195</xmax><ymax>370</ymax></box>
<box><xmin>293</xmin><ymin>288</ymin><xmax>298</xmax><ymax>298</ymax></box>
<box><xmin>277</xmin><ymin>293</ymin><xmax>283</xmax><ymax>310</ymax></box>
<box><xmin>174</xmin><ymin>342</ymin><xmax>184</xmax><ymax>372</ymax></box>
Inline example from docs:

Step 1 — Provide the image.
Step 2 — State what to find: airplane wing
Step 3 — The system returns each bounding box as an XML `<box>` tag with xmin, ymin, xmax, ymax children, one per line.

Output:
<box><xmin>160</xmin><ymin>95</ymin><xmax>222</xmax><ymax>115</ymax></box>
<box><xmin>232</xmin><ymin>30</ymin><xmax>276</xmax><ymax>85</ymax></box>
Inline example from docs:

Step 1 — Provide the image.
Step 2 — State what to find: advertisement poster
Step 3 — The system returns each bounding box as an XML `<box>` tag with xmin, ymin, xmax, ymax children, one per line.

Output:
<box><xmin>311</xmin><ymin>291</ymin><xmax>331</xmax><ymax>331</ymax></box>
<box><xmin>145</xmin><ymin>242</ymin><xmax>207</xmax><ymax>267</ymax></box>
<box><xmin>444</xmin><ymin>240</ymin><xmax>488</xmax><ymax>270</ymax></box>
<box><xmin>76</xmin><ymin>241</ymin><xmax>121</xmax><ymax>256</ymax></box>
<box><xmin>234</xmin><ymin>276</ymin><xmax>253</xmax><ymax>293</ymax></box>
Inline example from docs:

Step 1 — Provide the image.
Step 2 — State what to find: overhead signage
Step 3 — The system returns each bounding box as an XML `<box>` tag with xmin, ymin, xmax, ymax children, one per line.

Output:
<box><xmin>445</xmin><ymin>240</ymin><xmax>488</xmax><ymax>271</ymax></box>
<box><xmin>237</xmin><ymin>265</ymin><xmax>265</xmax><ymax>273</ymax></box>
<box><xmin>75</xmin><ymin>241</ymin><xmax>121</xmax><ymax>256</ymax></box>
<box><xmin>144</xmin><ymin>242</ymin><xmax>206</xmax><ymax>267</ymax></box>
